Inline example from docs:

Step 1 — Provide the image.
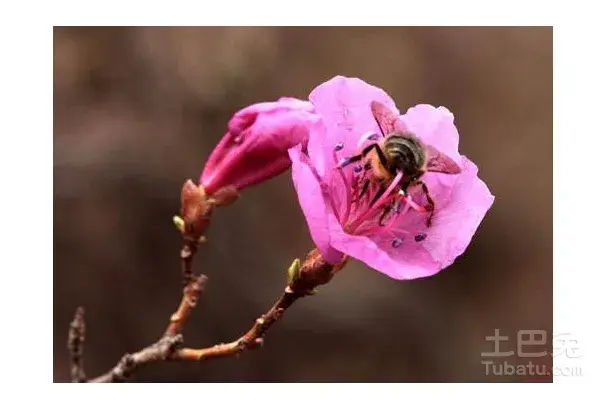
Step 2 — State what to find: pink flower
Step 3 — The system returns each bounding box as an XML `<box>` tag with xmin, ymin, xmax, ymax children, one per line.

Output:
<box><xmin>200</xmin><ymin>97</ymin><xmax>319</xmax><ymax>196</ymax></box>
<box><xmin>288</xmin><ymin>76</ymin><xmax>494</xmax><ymax>280</ymax></box>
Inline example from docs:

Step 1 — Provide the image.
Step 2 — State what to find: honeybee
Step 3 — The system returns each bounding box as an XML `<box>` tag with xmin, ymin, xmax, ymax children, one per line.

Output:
<box><xmin>340</xmin><ymin>101</ymin><xmax>462</xmax><ymax>227</ymax></box>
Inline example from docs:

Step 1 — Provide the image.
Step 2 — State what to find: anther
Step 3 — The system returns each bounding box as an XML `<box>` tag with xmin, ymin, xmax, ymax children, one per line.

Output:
<box><xmin>391</xmin><ymin>237</ymin><xmax>404</xmax><ymax>248</ymax></box>
<box><xmin>334</xmin><ymin>142</ymin><xmax>344</xmax><ymax>152</ymax></box>
<box><xmin>354</xmin><ymin>165</ymin><xmax>363</xmax><ymax>173</ymax></box>
<box><xmin>338</xmin><ymin>157</ymin><xmax>351</xmax><ymax>168</ymax></box>
<box><xmin>414</xmin><ymin>233</ymin><xmax>427</xmax><ymax>242</ymax></box>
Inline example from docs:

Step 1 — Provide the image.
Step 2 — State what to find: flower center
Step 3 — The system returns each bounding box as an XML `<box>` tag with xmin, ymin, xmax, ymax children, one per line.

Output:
<box><xmin>332</xmin><ymin>141</ymin><xmax>408</xmax><ymax>236</ymax></box>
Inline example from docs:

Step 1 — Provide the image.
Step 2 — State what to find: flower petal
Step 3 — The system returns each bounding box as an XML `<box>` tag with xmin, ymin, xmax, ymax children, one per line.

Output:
<box><xmin>288</xmin><ymin>145</ymin><xmax>345</xmax><ymax>264</ymax></box>
<box><xmin>201</xmin><ymin>100</ymin><xmax>318</xmax><ymax>194</ymax></box>
<box><xmin>339</xmin><ymin>155</ymin><xmax>494</xmax><ymax>279</ymax></box>
<box><xmin>400</xmin><ymin>104</ymin><xmax>463</xmax><ymax>210</ymax></box>
<box><xmin>307</xmin><ymin>76</ymin><xmax>399</xmax><ymax>178</ymax></box>
<box><xmin>401</xmin><ymin>104</ymin><xmax>460</xmax><ymax>164</ymax></box>
<box><xmin>422</xmin><ymin>156</ymin><xmax>495</xmax><ymax>267</ymax></box>
<box><xmin>327</xmin><ymin>214</ymin><xmax>442</xmax><ymax>280</ymax></box>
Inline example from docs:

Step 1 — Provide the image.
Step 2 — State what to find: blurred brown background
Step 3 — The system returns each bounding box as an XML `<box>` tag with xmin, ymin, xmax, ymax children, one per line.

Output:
<box><xmin>53</xmin><ymin>27</ymin><xmax>552</xmax><ymax>382</ymax></box>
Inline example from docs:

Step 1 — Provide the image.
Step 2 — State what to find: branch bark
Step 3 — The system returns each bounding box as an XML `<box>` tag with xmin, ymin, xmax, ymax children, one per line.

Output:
<box><xmin>67</xmin><ymin>306</ymin><xmax>86</xmax><ymax>382</ymax></box>
<box><xmin>174</xmin><ymin>286</ymin><xmax>304</xmax><ymax>361</ymax></box>
<box><xmin>66</xmin><ymin>180</ymin><xmax>346</xmax><ymax>382</ymax></box>
<box><xmin>172</xmin><ymin>249</ymin><xmax>347</xmax><ymax>362</ymax></box>
<box><xmin>81</xmin><ymin>274</ymin><xmax>207</xmax><ymax>383</ymax></box>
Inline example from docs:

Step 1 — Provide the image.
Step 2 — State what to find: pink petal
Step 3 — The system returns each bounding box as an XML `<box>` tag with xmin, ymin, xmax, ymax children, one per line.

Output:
<box><xmin>288</xmin><ymin>145</ymin><xmax>345</xmax><ymax>264</ymax></box>
<box><xmin>201</xmin><ymin>101</ymin><xmax>317</xmax><ymax>194</ymax></box>
<box><xmin>228</xmin><ymin>98</ymin><xmax>315</xmax><ymax>135</ymax></box>
<box><xmin>327</xmin><ymin>215</ymin><xmax>442</xmax><ymax>280</ymax></box>
<box><xmin>400</xmin><ymin>104</ymin><xmax>463</xmax><ymax>210</ymax></box>
<box><xmin>200</xmin><ymin>128</ymin><xmax>234</xmax><ymax>181</ymax></box>
<box><xmin>340</xmin><ymin>155</ymin><xmax>494</xmax><ymax>280</ymax></box>
<box><xmin>401</xmin><ymin>104</ymin><xmax>460</xmax><ymax>164</ymax></box>
<box><xmin>422</xmin><ymin>156</ymin><xmax>495</xmax><ymax>267</ymax></box>
<box><xmin>307</xmin><ymin>76</ymin><xmax>399</xmax><ymax>178</ymax></box>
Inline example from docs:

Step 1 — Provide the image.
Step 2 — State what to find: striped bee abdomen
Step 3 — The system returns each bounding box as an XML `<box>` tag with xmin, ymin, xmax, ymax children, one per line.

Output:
<box><xmin>383</xmin><ymin>134</ymin><xmax>426</xmax><ymax>175</ymax></box>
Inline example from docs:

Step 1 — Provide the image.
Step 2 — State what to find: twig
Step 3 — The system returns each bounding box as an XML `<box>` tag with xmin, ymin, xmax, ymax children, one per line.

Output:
<box><xmin>67</xmin><ymin>307</ymin><xmax>86</xmax><ymax>382</ymax></box>
<box><xmin>166</xmin><ymin>274</ymin><xmax>207</xmax><ymax>337</ymax></box>
<box><xmin>66</xmin><ymin>180</ymin><xmax>347</xmax><ymax>382</ymax></box>
<box><xmin>88</xmin><ymin>334</ymin><xmax>184</xmax><ymax>383</ymax></box>
<box><xmin>180</xmin><ymin>239</ymin><xmax>199</xmax><ymax>285</ymax></box>
<box><xmin>172</xmin><ymin>249</ymin><xmax>347</xmax><ymax>361</ymax></box>
<box><xmin>86</xmin><ymin>274</ymin><xmax>207</xmax><ymax>383</ymax></box>
<box><xmin>176</xmin><ymin>180</ymin><xmax>214</xmax><ymax>285</ymax></box>
<box><xmin>173</xmin><ymin>286</ymin><xmax>305</xmax><ymax>361</ymax></box>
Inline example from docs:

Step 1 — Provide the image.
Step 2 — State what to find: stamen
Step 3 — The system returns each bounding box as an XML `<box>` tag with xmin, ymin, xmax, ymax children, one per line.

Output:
<box><xmin>368</xmin><ymin>171</ymin><xmax>404</xmax><ymax>214</ymax></box>
<box><xmin>379</xmin><ymin>192</ymin><xmax>404</xmax><ymax>228</ymax></box>
<box><xmin>353</xmin><ymin>165</ymin><xmax>363</xmax><ymax>173</ymax></box>
<box><xmin>338</xmin><ymin>157</ymin><xmax>350</xmax><ymax>168</ymax></box>
<box><xmin>332</xmin><ymin>146</ymin><xmax>354</xmax><ymax>226</ymax></box>
<box><xmin>357</xmin><ymin>131</ymin><xmax>378</xmax><ymax>149</ymax></box>
<box><xmin>405</xmin><ymin>194</ymin><xmax>427</xmax><ymax>213</ymax></box>
<box><xmin>334</xmin><ymin>142</ymin><xmax>344</xmax><ymax>151</ymax></box>
<box><xmin>390</xmin><ymin>195</ymin><xmax>404</xmax><ymax>215</ymax></box>
<box><xmin>391</xmin><ymin>237</ymin><xmax>404</xmax><ymax>248</ymax></box>
<box><xmin>393</xmin><ymin>189</ymin><xmax>406</xmax><ymax>214</ymax></box>
<box><xmin>348</xmin><ymin>171</ymin><xmax>404</xmax><ymax>232</ymax></box>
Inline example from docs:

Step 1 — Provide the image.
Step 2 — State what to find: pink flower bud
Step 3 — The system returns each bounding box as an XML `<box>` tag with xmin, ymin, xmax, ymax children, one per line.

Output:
<box><xmin>200</xmin><ymin>97</ymin><xmax>319</xmax><ymax>196</ymax></box>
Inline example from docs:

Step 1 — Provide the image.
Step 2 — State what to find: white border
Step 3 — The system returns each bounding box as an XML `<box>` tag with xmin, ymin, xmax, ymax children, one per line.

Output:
<box><xmin>0</xmin><ymin>0</ymin><xmax>605</xmax><ymax>400</ymax></box>
<box><xmin>553</xmin><ymin>20</ymin><xmax>606</xmax><ymax>386</ymax></box>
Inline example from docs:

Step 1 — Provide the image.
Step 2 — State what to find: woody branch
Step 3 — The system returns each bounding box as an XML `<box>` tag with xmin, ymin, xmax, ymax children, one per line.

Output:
<box><xmin>66</xmin><ymin>180</ymin><xmax>344</xmax><ymax>382</ymax></box>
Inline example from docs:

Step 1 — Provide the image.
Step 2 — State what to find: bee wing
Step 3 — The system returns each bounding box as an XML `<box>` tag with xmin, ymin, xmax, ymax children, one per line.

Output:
<box><xmin>425</xmin><ymin>145</ymin><xmax>462</xmax><ymax>174</ymax></box>
<box><xmin>371</xmin><ymin>101</ymin><xmax>409</xmax><ymax>136</ymax></box>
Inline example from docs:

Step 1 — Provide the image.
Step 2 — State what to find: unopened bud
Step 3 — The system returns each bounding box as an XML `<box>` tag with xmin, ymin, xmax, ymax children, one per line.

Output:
<box><xmin>289</xmin><ymin>249</ymin><xmax>347</xmax><ymax>294</ymax></box>
<box><xmin>200</xmin><ymin>98</ymin><xmax>318</xmax><ymax>196</ymax></box>
<box><xmin>178</xmin><ymin>179</ymin><xmax>215</xmax><ymax>241</ymax></box>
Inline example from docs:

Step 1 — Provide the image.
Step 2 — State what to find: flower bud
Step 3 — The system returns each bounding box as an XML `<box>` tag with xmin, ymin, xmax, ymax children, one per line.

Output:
<box><xmin>288</xmin><ymin>249</ymin><xmax>347</xmax><ymax>294</ymax></box>
<box><xmin>179</xmin><ymin>179</ymin><xmax>214</xmax><ymax>241</ymax></box>
<box><xmin>200</xmin><ymin>97</ymin><xmax>318</xmax><ymax>196</ymax></box>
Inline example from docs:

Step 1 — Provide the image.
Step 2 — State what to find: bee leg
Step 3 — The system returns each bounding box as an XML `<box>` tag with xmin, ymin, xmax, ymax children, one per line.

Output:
<box><xmin>358</xmin><ymin>179</ymin><xmax>370</xmax><ymax>198</ymax></box>
<box><xmin>412</xmin><ymin>180</ymin><xmax>435</xmax><ymax>227</ymax></box>
<box><xmin>379</xmin><ymin>184</ymin><xmax>407</xmax><ymax>225</ymax></box>
<box><xmin>367</xmin><ymin>143</ymin><xmax>389</xmax><ymax>171</ymax></box>
<box><xmin>338</xmin><ymin>144</ymin><xmax>378</xmax><ymax>168</ymax></box>
<box><xmin>338</xmin><ymin>153</ymin><xmax>363</xmax><ymax>167</ymax></box>
<box><xmin>341</xmin><ymin>143</ymin><xmax>389</xmax><ymax>170</ymax></box>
